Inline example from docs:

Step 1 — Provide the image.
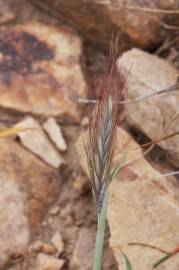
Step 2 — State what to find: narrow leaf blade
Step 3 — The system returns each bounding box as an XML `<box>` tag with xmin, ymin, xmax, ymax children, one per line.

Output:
<box><xmin>153</xmin><ymin>253</ymin><xmax>171</xmax><ymax>268</ymax></box>
<box><xmin>110</xmin><ymin>162</ymin><xmax>122</xmax><ymax>181</ymax></box>
<box><xmin>122</xmin><ymin>252</ymin><xmax>133</xmax><ymax>270</ymax></box>
<box><xmin>110</xmin><ymin>154</ymin><xmax>126</xmax><ymax>182</ymax></box>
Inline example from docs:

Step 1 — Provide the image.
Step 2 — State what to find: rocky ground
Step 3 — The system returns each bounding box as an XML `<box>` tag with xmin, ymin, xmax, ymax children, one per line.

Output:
<box><xmin>0</xmin><ymin>1</ymin><xmax>178</xmax><ymax>270</ymax></box>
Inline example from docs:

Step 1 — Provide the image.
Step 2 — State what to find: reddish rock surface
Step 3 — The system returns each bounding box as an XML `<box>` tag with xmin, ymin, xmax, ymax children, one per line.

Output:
<box><xmin>0</xmin><ymin>22</ymin><xmax>86</xmax><ymax>122</ymax></box>
<box><xmin>32</xmin><ymin>0</ymin><xmax>179</xmax><ymax>49</ymax></box>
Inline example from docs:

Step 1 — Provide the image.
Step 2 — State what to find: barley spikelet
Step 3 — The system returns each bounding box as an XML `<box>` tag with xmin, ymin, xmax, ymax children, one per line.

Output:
<box><xmin>84</xmin><ymin>38</ymin><xmax>128</xmax><ymax>212</ymax></box>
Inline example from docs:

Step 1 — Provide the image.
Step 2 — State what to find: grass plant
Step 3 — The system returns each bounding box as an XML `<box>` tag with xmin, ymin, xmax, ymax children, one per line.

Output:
<box><xmin>84</xmin><ymin>39</ymin><xmax>128</xmax><ymax>270</ymax></box>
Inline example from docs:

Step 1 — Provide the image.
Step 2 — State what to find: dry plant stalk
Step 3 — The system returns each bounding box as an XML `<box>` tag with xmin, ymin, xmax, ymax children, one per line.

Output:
<box><xmin>84</xmin><ymin>38</ymin><xmax>128</xmax><ymax>270</ymax></box>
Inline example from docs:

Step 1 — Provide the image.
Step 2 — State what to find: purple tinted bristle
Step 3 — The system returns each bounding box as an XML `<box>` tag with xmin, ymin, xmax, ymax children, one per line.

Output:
<box><xmin>84</xmin><ymin>36</ymin><xmax>128</xmax><ymax>211</ymax></box>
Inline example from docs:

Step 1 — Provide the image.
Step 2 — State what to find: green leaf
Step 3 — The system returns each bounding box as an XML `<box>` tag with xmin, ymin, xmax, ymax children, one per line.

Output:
<box><xmin>122</xmin><ymin>252</ymin><xmax>133</xmax><ymax>270</ymax></box>
<box><xmin>110</xmin><ymin>162</ymin><xmax>122</xmax><ymax>181</ymax></box>
<box><xmin>153</xmin><ymin>253</ymin><xmax>172</xmax><ymax>268</ymax></box>
<box><xmin>110</xmin><ymin>153</ymin><xmax>126</xmax><ymax>182</ymax></box>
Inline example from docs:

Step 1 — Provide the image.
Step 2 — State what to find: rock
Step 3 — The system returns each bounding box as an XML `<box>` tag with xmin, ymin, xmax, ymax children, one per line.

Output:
<box><xmin>49</xmin><ymin>205</ymin><xmax>60</xmax><ymax>216</ymax></box>
<box><xmin>107</xmin><ymin>128</ymin><xmax>179</xmax><ymax>270</ymax></box>
<box><xmin>30</xmin><ymin>240</ymin><xmax>57</xmax><ymax>255</ymax></box>
<box><xmin>51</xmin><ymin>232</ymin><xmax>64</xmax><ymax>256</ymax></box>
<box><xmin>15</xmin><ymin>117</ymin><xmax>65</xmax><ymax>168</ymax></box>
<box><xmin>81</xmin><ymin>116</ymin><xmax>89</xmax><ymax>127</ymax></box>
<box><xmin>76</xmin><ymin>127</ymin><xmax>179</xmax><ymax>270</ymax></box>
<box><xmin>0</xmin><ymin>0</ymin><xmax>44</xmax><ymax>27</ymax></box>
<box><xmin>0</xmin><ymin>22</ymin><xmax>86</xmax><ymax>122</ymax></box>
<box><xmin>32</xmin><ymin>0</ymin><xmax>179</xmax><ymax>49</ymax></box>
<box><xmin>109</xmin><ymin>0</ymin><xmax>179</xmax><ymax>48</ymax></box>
<box><xmin>0</xmin><ymin>136</ymin><xmax>62</xmax><ymax>266</ymax></box>
<box><xmin>0</xmin><ymin>176</ymin><xmax>29</xmax><ymax>268</ymax></box>
<box><xmin>73</xmin><ymin>174</ymin><xmax>90</xmax><ymax>195</ymax></box>
<box><xmin>64</xmin><ymin>215</ymin><xmax>74</xmax><ymax>227</ymax></box>
<box><xmin>71</xmin><ymin>228</ymin><xmax>95</xmax><ymax>270</ymax></box>
<box><xmin>37</xmin><ymin>253</ymin><xmax>64</xmax><ymax>270</ymax></box>
<box><xmin>0</xmin><ymin>1</ymin><xmax>15</xmax><ymax>24</ymax></box>
<box><xmin>40</xmin><ymin>244</ymin><xmax>57</xmax><ymax>255</ymax></box>
<box><xmin>43</xmin><ymin>117</ymin><xmax>67</xmax><ymax>152</ymax></box>
<box><xmin>120</xmin><ymin>48</ymin><xmax>179</xmax><ymax>167</ymax></box>
<box><xmin>31</xmin><ymin>0</ymin><xmax>134</xmax><ymax>52</ymax></box>
<box><xmin>29</xmin><ymin>240</ymin><xmax>43</xmax><ymax>253</ymax></box>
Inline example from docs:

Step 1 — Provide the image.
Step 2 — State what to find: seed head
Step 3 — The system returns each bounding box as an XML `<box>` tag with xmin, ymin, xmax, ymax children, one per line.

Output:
<box><xmin>84</xmin><ymin>39</ymin><xmax>128</xmax><ymax>212</ymax></box>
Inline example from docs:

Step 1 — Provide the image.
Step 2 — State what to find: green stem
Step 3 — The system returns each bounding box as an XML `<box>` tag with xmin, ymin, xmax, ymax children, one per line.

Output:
<box><xmin>93</xmin><ymin>191</ymin><xmax>108</xmax><ymax>270</ymax></box>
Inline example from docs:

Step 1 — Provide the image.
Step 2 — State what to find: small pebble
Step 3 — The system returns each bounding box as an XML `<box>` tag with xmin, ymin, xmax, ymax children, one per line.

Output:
<box><xmin>51</xmin><ymin>232</ymin><xmax>64</xmax><ymax>256</ymax></box>
<box><xmin>81</xmin><ymin>116</ymin><xmax>89</xmax><ymax>127</ymax></box>
<box><xmin>37</xmin><ymin>253</ymin><xmax>64</xmax><ymax>270</ymax></box>
<box><xmin>49</xmin><ymin>205</ymin><xmax>60</xmax><ymax>216</ymax></box>
<box><xmin>29</xmin><ymin>240</ymin><xmax>57</xmax><ymax>255</ymax></box>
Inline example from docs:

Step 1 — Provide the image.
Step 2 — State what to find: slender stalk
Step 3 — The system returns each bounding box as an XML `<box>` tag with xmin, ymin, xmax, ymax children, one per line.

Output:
<box><xmin>84</xmin><ymin>40</ymin><xmax>127</xmax><ymax>270</ymax></box>
<box><xmin>93</xmin><ymin>191</ymin><xmax>108</xmax><ymax>270</ymax></box>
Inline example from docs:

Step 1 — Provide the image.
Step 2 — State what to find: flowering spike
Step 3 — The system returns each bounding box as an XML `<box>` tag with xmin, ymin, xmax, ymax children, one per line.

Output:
<box><xmin>84</xmin><ymin>38</ymin><xmax>128</xmax><ymax>212</ymax></box>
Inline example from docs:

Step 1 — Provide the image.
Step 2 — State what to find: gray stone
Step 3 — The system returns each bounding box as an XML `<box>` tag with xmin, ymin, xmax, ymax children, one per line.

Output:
<box><xmin>120</xmin><ymin>48</ymin><xmax>179</xmax><ymax>167</ymax></box>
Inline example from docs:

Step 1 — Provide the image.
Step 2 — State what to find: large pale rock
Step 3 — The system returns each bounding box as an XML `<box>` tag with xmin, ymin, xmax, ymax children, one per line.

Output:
<box><xmin>15</xmin><ymin>117</ymin><xmax>65</xmax><ymax>168</ymax></box>
<box><xmin>32</xmin><ymin>0</ymin><xmax>179</xmax><ymax>49</ymax></box>
<box><xmin>0</xmin><ymin>22</ymin><xmax>86</xmax><ymax>122</ymax></box>
<box><xmin>120</xmin><ymin>48</ymin><xmax>179</xmax><ymax>167</ymax></box>
<box><xmin>76</xmin><ymin>127</ymin><xmax>179</xmax><ymax>270</ymax></box>
<box><xmin>0</xmin><ymin>137</ymin><xmax>62</xmax><ymax>266</ymax></box>
<box><xmin>108</xmin><ymin>128</ymin><xmax>179</xmax><ymax>270</ymax></box>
